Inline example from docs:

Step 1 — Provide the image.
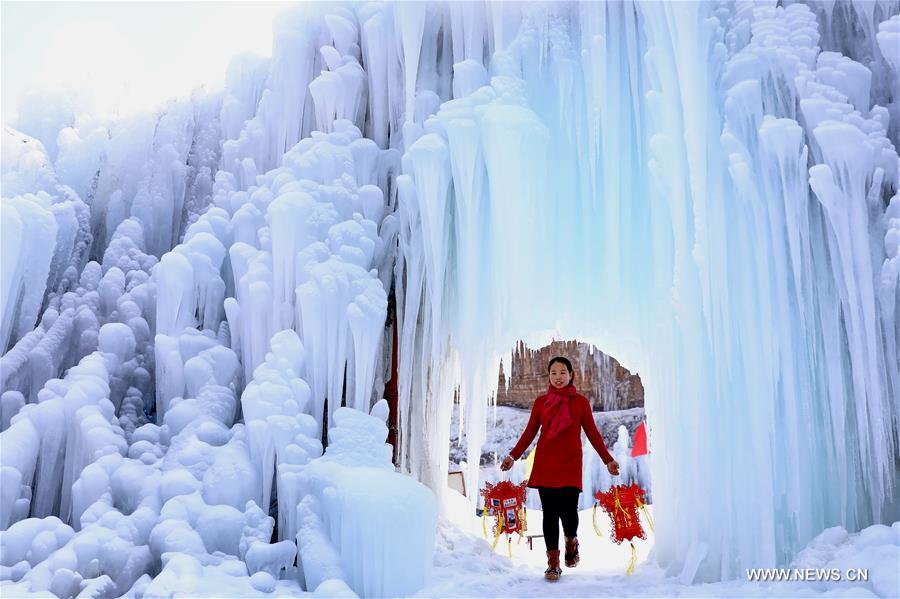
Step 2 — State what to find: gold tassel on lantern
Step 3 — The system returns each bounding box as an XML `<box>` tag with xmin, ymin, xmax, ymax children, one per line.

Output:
<box><xmin>613</xmin><ymin>488</ymin><xmax>632</xmax><ymax>525</ymax></box>
<box><xmin>491</xmin><ymin>526</ymin><xmax>502</xmax><ymax>551</ymax></box>
<box><xmin>592</xmin><ymin>503</ymin><xmax>604</xmax><ymax>537</ymax></box>
<box><xmin>625</xmin><ymin>541</ymin><xmax>637</xmax><ymax>575</ymax></box>
<box><xmin>636</xmin><ymin>497</ymin><xmax>655</xmax><ymax>533</ymax></box>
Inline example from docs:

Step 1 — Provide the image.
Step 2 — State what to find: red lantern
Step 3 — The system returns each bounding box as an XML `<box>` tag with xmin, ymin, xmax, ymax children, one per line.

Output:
<box><xmin>594</xmin><ymin>482</ymin><xmax>654</xmax><ymax>575</ymax></box>
<box><xmin>480</xmin><ymin>480</ymin><xmax>528</xmax><ymax>556</ymax></box>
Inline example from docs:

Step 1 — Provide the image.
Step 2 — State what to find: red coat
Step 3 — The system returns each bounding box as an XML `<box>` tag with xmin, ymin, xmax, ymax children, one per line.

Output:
<box><xmin>509</xmin><ymin>391</ymin><xmax>613</xmax><ymax>491</ymax></box>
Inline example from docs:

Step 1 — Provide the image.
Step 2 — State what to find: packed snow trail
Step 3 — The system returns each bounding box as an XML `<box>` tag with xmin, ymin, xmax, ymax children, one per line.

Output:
<box><xmin>424</xmin><ymin>501</ymin><xmax>658</xmax><ymax>597</ymax></box>
<box><xmin>422</xmin><ymin>498</ymin><xmax>899</xmax><ymax>598</ymax></box>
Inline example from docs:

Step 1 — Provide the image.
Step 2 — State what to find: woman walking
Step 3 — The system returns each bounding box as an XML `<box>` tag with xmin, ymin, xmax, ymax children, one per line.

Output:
<box><xmin>500</xmin><ymin>356</ymin><xmax>619</xmax><ymax>581</ymax></box>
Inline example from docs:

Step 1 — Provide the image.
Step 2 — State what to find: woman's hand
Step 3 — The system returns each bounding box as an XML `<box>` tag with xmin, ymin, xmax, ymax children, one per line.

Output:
<box><xmin>500</xmin><ymin>455</ymin><xmax>514</xmax><ymax>471</ymax></box>
<box><xmin>606</xmin><ymin>459</ymin><xmax>620</xmax><ymax>476</ymax></box>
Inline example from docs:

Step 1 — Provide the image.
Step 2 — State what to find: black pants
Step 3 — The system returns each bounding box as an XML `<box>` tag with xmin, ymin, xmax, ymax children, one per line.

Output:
<box><xmin>537</xmin><ymin>486</ymin><xmax>581</xmax><ymax>551</ymax></box>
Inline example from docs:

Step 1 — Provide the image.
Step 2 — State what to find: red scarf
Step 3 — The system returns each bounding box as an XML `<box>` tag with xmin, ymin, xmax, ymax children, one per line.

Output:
<box><xmin>543</xmin><ymin>383</ymin><xmax>576</xmax><ymax>439</ymax></box>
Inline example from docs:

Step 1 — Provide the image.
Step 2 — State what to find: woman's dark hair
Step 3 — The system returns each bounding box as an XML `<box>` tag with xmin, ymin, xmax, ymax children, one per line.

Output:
<box><xmin>548</xmin><ymin>356</ymin><xmax>575</xmax><ymax>382</ymax></box>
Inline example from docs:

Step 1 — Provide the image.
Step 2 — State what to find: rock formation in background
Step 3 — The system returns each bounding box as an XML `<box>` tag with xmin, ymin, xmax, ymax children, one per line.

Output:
<box><xmin>496</xmin><ymin>339</ymin><xmax>644</xmax><ymax>411</ymax></box>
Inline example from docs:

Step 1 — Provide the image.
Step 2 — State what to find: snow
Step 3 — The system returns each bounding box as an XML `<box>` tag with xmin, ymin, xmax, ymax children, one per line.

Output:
<box><xmin>424</xmin><ymin>490</ymin><xmax>898</xmax><ymax>598</ymax></box>
<box><xmin>423</xmin><ymin>500</ymin><xmax>662</xmax><ymax>598</ymax></box>
<box><xmin>142</xmin><ymin>553</ymin><xmax>305</xmax><ymax>598</ymax></box>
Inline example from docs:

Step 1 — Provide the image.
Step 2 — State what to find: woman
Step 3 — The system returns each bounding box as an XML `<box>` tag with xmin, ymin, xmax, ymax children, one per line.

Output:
<box><xmin>500</xmin><ymin>356</ymin><xmax>619</xmax><ymax>581</ymax></box>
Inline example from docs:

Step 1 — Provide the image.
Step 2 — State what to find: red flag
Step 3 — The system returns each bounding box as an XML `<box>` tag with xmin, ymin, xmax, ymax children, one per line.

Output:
<box><xmin>631</xmin><ymin>421</ymin><xmax>648</xmax><ymax>457</ymax></box>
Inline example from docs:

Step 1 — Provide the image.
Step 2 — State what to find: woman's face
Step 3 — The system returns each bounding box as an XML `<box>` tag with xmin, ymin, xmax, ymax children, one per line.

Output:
<box><xmin>549</xmin><ymin>362</ymin><xmax>572</xmax><ymax>388</ymax></box>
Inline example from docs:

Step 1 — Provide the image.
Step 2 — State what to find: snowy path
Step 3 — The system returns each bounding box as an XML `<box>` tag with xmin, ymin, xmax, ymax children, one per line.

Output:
<box><xmin>419</xmin><ymin>500</ymin><xmax>893</xmax><ymax>598</ymax></box>
<box><xmin>421</xmin><ymin>504</ymin><xmax>667</xmax><ymax>598</ymax></box>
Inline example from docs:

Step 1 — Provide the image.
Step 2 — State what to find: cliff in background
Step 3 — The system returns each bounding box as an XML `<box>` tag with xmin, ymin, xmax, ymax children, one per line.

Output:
<box><xmin>496</xmin><ymin>339</ymin><xmax>644</xmax><ymax>411</ymax></box>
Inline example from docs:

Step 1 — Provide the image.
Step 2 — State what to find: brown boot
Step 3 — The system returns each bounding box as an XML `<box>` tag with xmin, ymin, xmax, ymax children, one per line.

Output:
<box><xmin>564</xmin><ymin>536</ymin><xmax>580</xmax><ymax>567</ymax></box>
<box><xmin>544</xmin><ymin>549</ymin><xmax>562</xmax><ymax>581</ymax></box>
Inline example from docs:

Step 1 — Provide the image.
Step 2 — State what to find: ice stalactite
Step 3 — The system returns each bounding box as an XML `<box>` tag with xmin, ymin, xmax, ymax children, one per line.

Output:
<box><xmin>396</xmin><ymin>132</ymin><xmax>455</xmax><ymax>497</ymax></box>
<box><xmin>309</xmin><ymin>14</ymin><xmax>368</xmax><ymax>134</ymax></box>
<box><xmin>0</xmin><ymin>194</ymin><xmax>58</xmax><ymax>352</ymax></box>
<box><xmin>3</xmin><ymin>2</ymin><xmax>406</xmax><ymax>595</ymax></box>
<box><xmin>395</xmin><ymin>9</ymin><xmax>555</xmax><ymax>507</ymax></box>
<box><xmin>14</xmin><ymin>91</ymin><xmax>224</xmax><ymax>263</ymax></box>
<box><xmin>394</xmin><ymin>2</ymin><xmax>428</xmax><ymax>140</ymax></box>
<box><xmin>1</xmin><ymin>216</ymin><xmax>157</xmax><ymax>435</ymax></box>
<box><xmin>439</xmin><ymin>90</ymin><xmax>492</xmax><ymax>504</ymax></box>
<box><xmin>129</xmin><ymin>103</ymin><xmax>192</xmax><ymax>259</ymax></box>
<box><xmin>0</xmin><ymin>347</ymin><xmax>127</xmax><ymax>528</ymax></box>
<box><xmin>220</xmin><ymin>121</ymin><xmax>391</xmax><ymax>438</ymax></box>
<box><xmin>240</xmin><ymin>329</ymin><xmax>322</xmax><ymax>544</ymax></box>
<box><xmin>705</xmin><ymin>1</ymin><xmax>900</xmax><ymax>575</ymax></box>
<box><xmin>4</xmin><ymin>117</ymin><xmax>101</xmax><ymax>295</ymax></box>
<box><xmin>359</xmin><ymin>4</ymin><xmax>399</xmax><ymax>149</ymax></box>
<box><xmin>220</xmin><ymin>4</ymin><xmax>367</xmax><ymax>177</ymax></box>
<box><xmin>1</xmin><ymin>317</ymin><xmax>293</xmax><ymax>596</ymax></box>
<box><xmin>198</xmin><ymin>108</ymin><xmax>395</xmax><ymax>565</ymax></box>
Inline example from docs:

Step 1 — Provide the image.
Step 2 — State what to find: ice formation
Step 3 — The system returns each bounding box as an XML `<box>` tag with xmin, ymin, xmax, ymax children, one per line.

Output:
<box><xmin>296</xmin><ymin>401</ymin><xmax>436</xmax><ymax>597</ymax></box>
<box><xmin>390</xmin><ymin>0</ymin><xmax>900</xmax><ymax>584</ymax></box>
<box><xmin>1</xmin><ymin>0</ymin><xmax>898</xmax><ymax>595</ymax></box>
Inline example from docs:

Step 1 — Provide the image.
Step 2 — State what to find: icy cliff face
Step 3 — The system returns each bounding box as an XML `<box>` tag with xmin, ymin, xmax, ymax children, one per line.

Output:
<box><xmin>1</xmin><ymin>0</ymin><xmax>898</xmax><ymax>593</ymax></box>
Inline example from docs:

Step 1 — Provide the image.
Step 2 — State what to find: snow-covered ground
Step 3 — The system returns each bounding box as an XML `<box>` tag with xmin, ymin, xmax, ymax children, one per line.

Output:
<box><xmin>422</xmin><ymin>490</ymin><xmax>900</xmax><ymax>598</ymax></box>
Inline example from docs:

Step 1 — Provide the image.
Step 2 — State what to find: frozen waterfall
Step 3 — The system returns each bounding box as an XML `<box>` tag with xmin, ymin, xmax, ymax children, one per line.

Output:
<box><xmin>1</xmin><ymin>0</ymin><xmax>898</xmax><ymax>594</ymax></box>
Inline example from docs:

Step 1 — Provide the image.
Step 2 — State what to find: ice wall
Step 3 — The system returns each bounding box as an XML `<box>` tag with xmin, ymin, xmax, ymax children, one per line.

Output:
<box><xmin>3</xmin><ymin>3</ymin><xmax>412</xmax><ymax>595</ymax></box>
<box><xmin>391</xmin><ymin>0</ymin><xmax>900</xmax><ymax>584</ymax></box>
